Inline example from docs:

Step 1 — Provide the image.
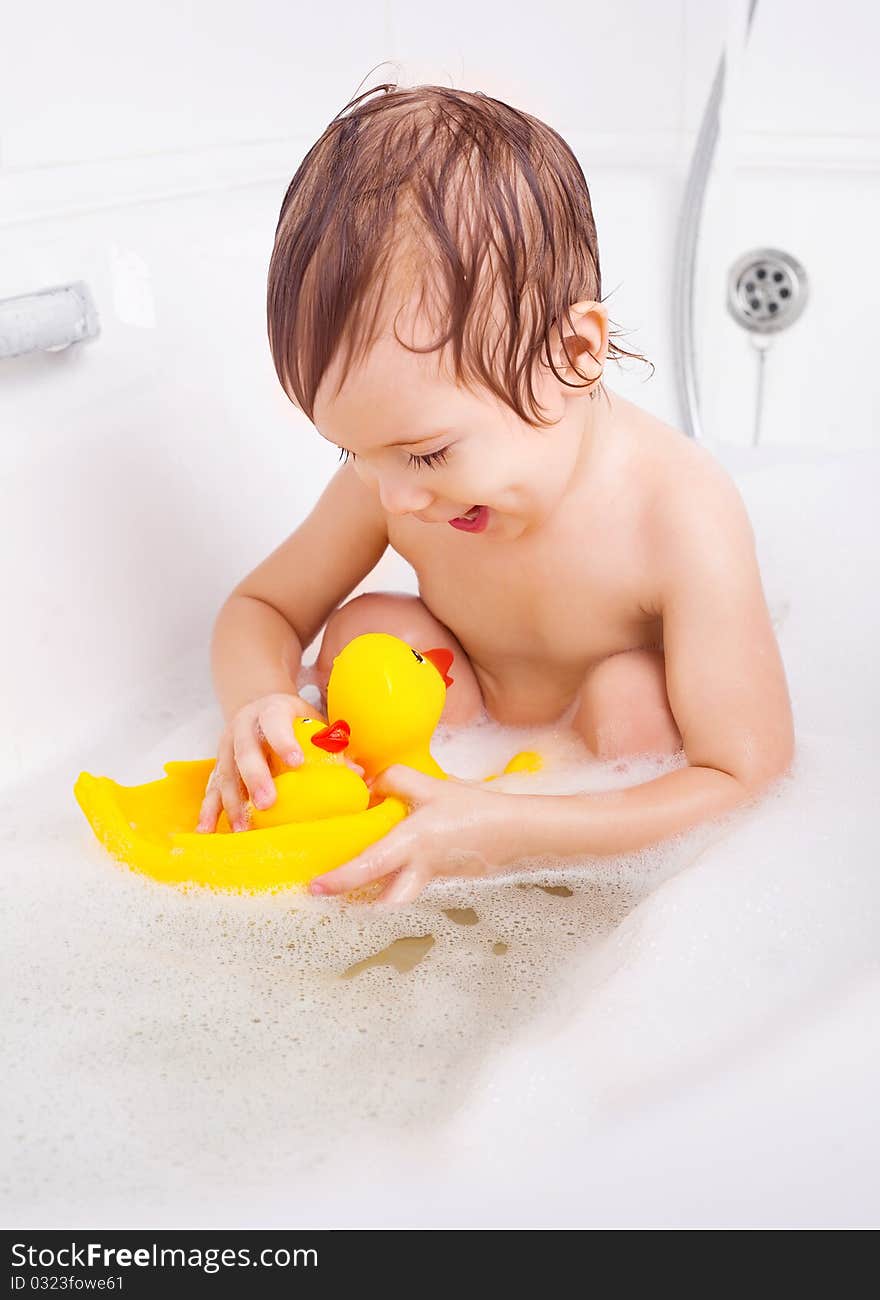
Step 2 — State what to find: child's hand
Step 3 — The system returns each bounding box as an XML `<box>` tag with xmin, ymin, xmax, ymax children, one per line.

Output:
<box><xmin>307</xmin><ymin>765</ymin><xmax>519</xmax><ymax>907</ymax></box>
<box><xmin>195</xmin><ymin>692</ymin><xmax>363</xmax><ymax>833</ymax></box>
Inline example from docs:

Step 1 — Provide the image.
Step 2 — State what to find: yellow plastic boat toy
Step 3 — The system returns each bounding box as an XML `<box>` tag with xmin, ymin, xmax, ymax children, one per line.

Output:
<box><xmin>74</xmin><ymin>632</ymin><xmax>543</xmax><ymax>893</ymax></box>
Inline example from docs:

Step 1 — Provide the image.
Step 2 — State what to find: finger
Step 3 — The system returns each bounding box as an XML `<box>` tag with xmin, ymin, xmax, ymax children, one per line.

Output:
<box><xmin>220</xmin><ymin>767</ymin><xmax>250</xmax><ymax>831</ymax></box>
<box><xmin>214</xmin><ymin>736</ymin><xmax>249</xmax><ymax>831</ymax></box>
<box><xmin>369</xmin><ymin>763</ymin><xmax>440</xmax><ymax>804</ymax></box>
<box><xmin>232</xmin><ymin>714</ymin><xmax>275</xmax><ymax>808</ymax></box>
<box><xmin>308</xmin><ymin>835</ymin><xmax>411</xmax><ymax>895</ymax></box>
<box><xmin>196</xmin><ymin>784</ymin><xmax>222</xmax><ymax>832</ymax></box>
<box><xmin>258</xmin><ymin>701</ymin><xmax>305</xmax><ymax>769</ymax></box>
<box><xmin>375</xmin><ymin>866</ymin><xmax>427</xmax><ymax>909</ymax></box>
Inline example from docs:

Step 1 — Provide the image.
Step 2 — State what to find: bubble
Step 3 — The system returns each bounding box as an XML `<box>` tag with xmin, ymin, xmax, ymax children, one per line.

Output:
<box><xmin>3</xmin><ymin>449</ymin><xmax>880</xmax><ymax>1228</ymax></box>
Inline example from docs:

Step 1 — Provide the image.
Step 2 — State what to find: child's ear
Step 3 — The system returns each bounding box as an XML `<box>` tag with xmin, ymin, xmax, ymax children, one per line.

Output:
<box><xmin>545</xmin><ymin>299</ymin><xmax>609</xmax><ymax>387</ymax></box>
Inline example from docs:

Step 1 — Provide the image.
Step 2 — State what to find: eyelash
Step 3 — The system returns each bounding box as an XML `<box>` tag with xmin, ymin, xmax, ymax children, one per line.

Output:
<box><xmin>337</xmin><ymin>447</ymin><xmax>450</xmax><ymax>470</ymax></box>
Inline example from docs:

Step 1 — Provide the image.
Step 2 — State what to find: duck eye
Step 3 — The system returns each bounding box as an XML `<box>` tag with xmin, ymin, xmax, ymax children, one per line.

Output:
<box><xmin>411</xmin><ymin>649</ymin><xmax>424</xmax><ymax>663</ymax></box>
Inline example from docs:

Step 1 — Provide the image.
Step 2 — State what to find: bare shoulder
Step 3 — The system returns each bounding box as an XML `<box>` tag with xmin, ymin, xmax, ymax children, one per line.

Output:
<box><xmin>620</xmin><ymin>401</ymin><xmax>756</xmax><ymax>608</ymax></box>
<box><xmin>618</xmin><ymin>403</ymin><xmax>793</xmax><ymax>786</ymax></box>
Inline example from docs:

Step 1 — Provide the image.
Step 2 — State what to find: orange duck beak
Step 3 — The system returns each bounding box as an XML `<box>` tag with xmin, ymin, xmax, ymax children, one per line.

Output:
<box><xmin>423</xmin><ymin>647</ymin><xmax>454</xmax><ymax>687</ymax></box>
<box><xmin>310</xmin><ymin>719</ymin><xmax>351</xmax><ymax>753</ymax></box>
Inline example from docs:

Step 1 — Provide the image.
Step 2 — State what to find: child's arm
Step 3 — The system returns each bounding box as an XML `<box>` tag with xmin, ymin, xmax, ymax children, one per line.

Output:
<box><xmin>487</xmin><ymin>464</ymin><xmax>795</xmax><ymax>857</ymax></box>
<box><xmin>200</xmin><ymin>463</ymin><xmax>388</xmax><ymax>829</ymax></box>
<box><xmin>308</xmin><ymin>466</ymin><xmax>795</xmax><ymax>904</ymax></box>
<box><xmin>209</xmin><ymin>595</ymin><xmax>310</xmax><ymax>723</ymax></box>
<box><xmin>210</xmin><ymin>461</ymin><xmax>388</xmax><ymax>720</ymax></box>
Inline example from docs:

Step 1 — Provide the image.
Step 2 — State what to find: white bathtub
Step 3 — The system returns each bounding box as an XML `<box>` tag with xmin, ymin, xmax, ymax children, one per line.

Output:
<box><xmin>2</xmin><ymin>438</ymin><xmax>878</xmax><ymax>1229</ymax></box>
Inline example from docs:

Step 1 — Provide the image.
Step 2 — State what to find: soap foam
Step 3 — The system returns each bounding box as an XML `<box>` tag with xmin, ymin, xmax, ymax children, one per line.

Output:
<box><xmin>0</xmin><ymin>720</ymin><xmax>752</xmax><ymax>1227</ymax></box>
<box><xmin>1</xmin><ymin>447</ymin><xmax>879</xmax><ymax>1229</ymax></box>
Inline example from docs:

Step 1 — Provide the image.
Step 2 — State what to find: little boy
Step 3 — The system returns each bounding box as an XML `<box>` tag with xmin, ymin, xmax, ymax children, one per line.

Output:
<box><xmin>196</xmin><ymin>83</ymin><xmax>794</xmax><ymax>907</ymax></box>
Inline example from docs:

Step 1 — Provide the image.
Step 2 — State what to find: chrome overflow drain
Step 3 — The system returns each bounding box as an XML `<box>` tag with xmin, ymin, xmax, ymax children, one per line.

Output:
<box><xmin>727</xmin><ymin>247</ymin><xmax>809</xmax><ymax>335</ymax></box>
<box><xmin>725</xmin><ymin>247</ymin><xmax>809</xmax><ymax>446</ymax></box>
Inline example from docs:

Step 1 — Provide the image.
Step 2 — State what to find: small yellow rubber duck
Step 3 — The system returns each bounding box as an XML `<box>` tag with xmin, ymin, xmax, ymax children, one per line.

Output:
<box><xmin>215</xmin><ymin>716</ymin><xmax>369</xmax><ymax>832</ymax></box>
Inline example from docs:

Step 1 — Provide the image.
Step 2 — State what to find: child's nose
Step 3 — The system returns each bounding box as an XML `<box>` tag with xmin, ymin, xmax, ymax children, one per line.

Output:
<box><xmin>377</xmin><ymin>477</ymin><xmax>433</xmax><ymax>517</ymax></box>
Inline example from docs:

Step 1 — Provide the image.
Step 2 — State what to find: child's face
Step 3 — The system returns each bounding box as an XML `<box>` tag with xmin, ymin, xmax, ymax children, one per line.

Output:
<box><xmin>312</xmin><ymin>294</ymin><xmax>608</xmax><ymax>540</ymax></box>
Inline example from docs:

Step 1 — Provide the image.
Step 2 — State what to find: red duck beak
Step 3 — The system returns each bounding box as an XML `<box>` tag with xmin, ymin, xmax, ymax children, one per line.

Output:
<box><xmin>310</xmin><ymin>719</ymin><xmax>351</xmax><ymax>753</ymax></box>
<box><xmin>423</xmin><ymin>647</ymin><xmax>454</xmax><ymax>687</ymax></box>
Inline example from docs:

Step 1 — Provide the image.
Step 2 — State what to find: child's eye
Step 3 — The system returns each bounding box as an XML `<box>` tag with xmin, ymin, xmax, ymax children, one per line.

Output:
<box><xmin>408</xmin><ymin>447</ymin><xmax>450</xmax><ymax>470</ymax></box>
<box><xmin>337</xmin><ymin>446</ymin><xmax>450</xmax><ymax>469</ymax></box>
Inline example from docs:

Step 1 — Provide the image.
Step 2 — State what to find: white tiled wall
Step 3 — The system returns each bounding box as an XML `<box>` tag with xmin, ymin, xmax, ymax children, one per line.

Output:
<box><xmin>1</xmin><ymin>0</ymin><xmax>877</xmax><ymax>787</ymax></box>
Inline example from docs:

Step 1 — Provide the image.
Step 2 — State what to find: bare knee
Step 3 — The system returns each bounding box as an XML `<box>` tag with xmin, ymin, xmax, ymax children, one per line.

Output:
<box><xmin>574</xmin><ymin>648</ymin><xmax>683</xmax><ymax>760</ymax></box>
<box><xmin>316</xmin><ymin>593</ymin><xmax>426</xmax><ymax>675</ymax></box>
<box><xmin>313</xmin><ymin>591</ymin><xmax>484</xmax><ymax>725</ymax></box>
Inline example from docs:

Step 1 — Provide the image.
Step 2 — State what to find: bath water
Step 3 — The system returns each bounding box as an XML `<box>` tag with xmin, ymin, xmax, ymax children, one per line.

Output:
<box><xmin>2</xmin><ymin>446</ymin><xmax>878</xmax><ymax>1228</ymax></box>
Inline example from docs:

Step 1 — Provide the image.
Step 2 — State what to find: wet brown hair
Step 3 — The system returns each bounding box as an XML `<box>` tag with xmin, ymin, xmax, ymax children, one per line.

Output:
<box><xmin>267</xmin><ymin>80</ymin><xmax>653</xmax><ymax>429</ymax></box>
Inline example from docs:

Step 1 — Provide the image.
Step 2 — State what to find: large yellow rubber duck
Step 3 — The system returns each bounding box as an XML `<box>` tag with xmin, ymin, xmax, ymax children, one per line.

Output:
<box><xmin>73</xmin><ymin>632</ymin><xmax>542</xmax><ymax>893</ymax></box>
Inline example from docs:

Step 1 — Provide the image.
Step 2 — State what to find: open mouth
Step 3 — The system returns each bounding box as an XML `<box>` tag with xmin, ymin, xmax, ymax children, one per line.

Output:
<box><xmin>448</xmin><ymin>505</ymin><xmax>490</xmax><ymax>533</ymax></box>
